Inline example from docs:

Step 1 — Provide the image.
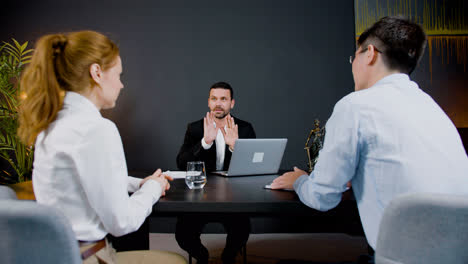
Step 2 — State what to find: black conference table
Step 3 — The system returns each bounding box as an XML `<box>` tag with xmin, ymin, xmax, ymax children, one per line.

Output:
<box><xmin>113</xmin><ymin>173</ymin><xmax>364</xmax><ymax>251</ymax></box>
<box><xmin>153</xmin><ymin>174</ymin><xmax>304</xmax><ymax>213</ymax></box>
<box><xmin>151</xmin><ymin>173</ymin><xmax>364</xmax><ymax>235</ymax></box>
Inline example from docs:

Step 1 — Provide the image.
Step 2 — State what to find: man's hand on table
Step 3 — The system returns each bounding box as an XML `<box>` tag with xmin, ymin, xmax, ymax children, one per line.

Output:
<box><xmin>270</xmin><ymin>166</ymin><xmax>307</xmax><ymax>190</ymax></box>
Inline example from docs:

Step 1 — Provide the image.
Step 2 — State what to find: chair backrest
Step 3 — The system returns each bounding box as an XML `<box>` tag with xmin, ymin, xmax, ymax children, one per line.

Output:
<box><xmin>0</xmin><ymin>200</ymin><xmax>82</xmax><ymax>264</ymax></box>
<box><xmin>0</xmin><ymin>185</ymin><xmax>17</xmax><ymax>200</ymax></box>
<box><xmin>375</xmin><ymin>192</ymin><xmax>468</xmax><ymax>264</ymax></box>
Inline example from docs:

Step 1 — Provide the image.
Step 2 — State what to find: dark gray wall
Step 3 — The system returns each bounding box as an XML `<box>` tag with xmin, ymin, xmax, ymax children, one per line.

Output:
<box><xmin>1</xmin><ymin>0</ymin><xmax>356</xmax><ymax>172</ymax></box>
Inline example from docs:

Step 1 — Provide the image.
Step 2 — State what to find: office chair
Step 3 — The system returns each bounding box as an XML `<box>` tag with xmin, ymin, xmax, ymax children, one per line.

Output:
<box><xmin>0</xmin><ymin>185</ymin><xmax>17</xmax><ymax>199</ymax></box>
<box><xmin>375</xmin><ymin>192</ymin><xmax>468</xmax><ymax>264</ymax></box>
<box><xmin>0</xmin><ymin>199</ymin><xmax>82</xmax><ymax>264</ymax></box>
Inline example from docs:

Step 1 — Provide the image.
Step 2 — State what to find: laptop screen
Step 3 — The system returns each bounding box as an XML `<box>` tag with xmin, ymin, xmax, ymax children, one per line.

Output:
<box><xmin>218</xmin><ymin>138</ymin><xmax>287</xmax><ymax>176</ymax></box>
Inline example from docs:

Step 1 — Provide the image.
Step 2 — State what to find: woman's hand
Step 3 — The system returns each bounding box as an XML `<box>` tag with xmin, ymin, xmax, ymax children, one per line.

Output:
<box><xmin>140</xmin><ymin>169</ymin><xmax>173</xmax><ymax>196</ymax></box>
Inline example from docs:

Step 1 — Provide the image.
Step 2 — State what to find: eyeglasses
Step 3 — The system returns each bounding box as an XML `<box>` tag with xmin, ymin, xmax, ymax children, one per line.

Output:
<box><xmin>349</xmin><ymin>46</ymin><xmax>381</xmax><ymax>64</ymax></box>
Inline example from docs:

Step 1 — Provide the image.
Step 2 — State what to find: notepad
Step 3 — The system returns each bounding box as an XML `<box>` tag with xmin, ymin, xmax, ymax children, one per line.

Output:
<box><xmin>163</xmin><ymin>171</ymin><xmax>186</xmax><ymax>179</ymax></box>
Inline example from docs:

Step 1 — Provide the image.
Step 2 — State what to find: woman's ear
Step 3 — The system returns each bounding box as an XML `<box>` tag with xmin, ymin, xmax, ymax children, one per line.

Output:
<box><xmin>89</xmin><ymin>63</ymin><xmax>102</xmax><ymax>84</ymax></box>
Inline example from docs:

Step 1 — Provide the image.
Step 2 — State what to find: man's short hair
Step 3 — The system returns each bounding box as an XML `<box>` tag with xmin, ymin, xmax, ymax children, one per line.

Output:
<box><xmin>357</xmin><ymin>16</ymin><xmax>427</xmax><ymax>74</ymax></box>
<box><xmin>209</xmin><ymin>81</ymin><xmax>234</xmax><ymax>99</ymax></box>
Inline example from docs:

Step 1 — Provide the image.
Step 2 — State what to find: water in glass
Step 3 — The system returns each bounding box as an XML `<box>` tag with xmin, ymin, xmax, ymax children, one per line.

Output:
<box><xmin>186</xmin><ymin>161</ymin><xmax>206</xmax><ymax>189</ymax></box>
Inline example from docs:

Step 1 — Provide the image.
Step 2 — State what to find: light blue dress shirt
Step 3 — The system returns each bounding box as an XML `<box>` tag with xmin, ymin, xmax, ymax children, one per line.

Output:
<box><xmin>294</xmin><ymin>73</ymin><xmax>468</xmax><ymax>249</ymax></box>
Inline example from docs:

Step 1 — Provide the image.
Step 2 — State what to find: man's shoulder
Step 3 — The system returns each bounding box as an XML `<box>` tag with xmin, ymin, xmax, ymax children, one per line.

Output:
<box><xmin>187</xmin><ymin>118</ymin><xmax>204</xmax><ymax>128</ymax></box>
<box><xmin>334</xmin><ymin>92</ymin><xmax>358</xmax><ymax>110</ymax></box>
<box><xmin>233</xmin><ymin>116</ymin><xmax>253</xmax><ymax>127</ymax></box>
<box><xmin>336</xmin><ymin>88</ymin><xmax>378</xmax><ymax>109</ymax></box>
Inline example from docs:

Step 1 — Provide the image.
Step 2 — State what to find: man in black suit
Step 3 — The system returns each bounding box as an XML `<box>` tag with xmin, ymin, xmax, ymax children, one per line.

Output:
<box><xmin>176</xmin><ymin>81</ymin><xmax>255</xmax><ymax>264</ymax></box>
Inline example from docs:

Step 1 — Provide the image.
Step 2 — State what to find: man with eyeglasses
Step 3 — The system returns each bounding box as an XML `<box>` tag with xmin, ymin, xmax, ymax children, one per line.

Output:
<box><xmin>271</xmin><ymin>16</ymin><xmax>468</xmax><ymax>262</ymax></box>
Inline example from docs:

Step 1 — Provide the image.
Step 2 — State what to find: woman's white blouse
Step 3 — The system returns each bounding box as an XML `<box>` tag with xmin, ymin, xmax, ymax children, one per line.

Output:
<box><xmin>33</xmin><ymin>92</ymin><xmax>162</xmax><ymax>241</ymax></box>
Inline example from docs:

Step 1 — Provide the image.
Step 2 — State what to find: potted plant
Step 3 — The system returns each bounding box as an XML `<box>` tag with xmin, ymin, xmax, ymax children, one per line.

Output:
<box><xmin>0</xmin><ymin>39</ymin><xmax>34</xmax><ymax>197</ymax></box>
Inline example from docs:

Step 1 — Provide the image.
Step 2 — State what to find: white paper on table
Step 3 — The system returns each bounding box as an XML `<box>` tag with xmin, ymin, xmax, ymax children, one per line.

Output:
<box><xmin>163</xmin><ymin>170</ymin><xmax>186</xmax><ymax>179</ymax></box>
<box><xmin>264</xmin><ymin>183</ymin><xmax>294</xmax><ymax>192</ymax></box>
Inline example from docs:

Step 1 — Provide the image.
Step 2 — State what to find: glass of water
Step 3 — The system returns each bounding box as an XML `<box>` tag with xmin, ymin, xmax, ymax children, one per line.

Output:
<box><xmin>186</xmin><ymin>161</ymin><xmax>207</xmax><ymax>189</ymax></box>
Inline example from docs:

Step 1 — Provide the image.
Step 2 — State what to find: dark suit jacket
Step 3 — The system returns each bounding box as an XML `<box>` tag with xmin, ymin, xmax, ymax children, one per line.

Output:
<box><xmin>176</xmin><ymin>117</ymin><xmax>256</xmax><ymax>172</ymax></box>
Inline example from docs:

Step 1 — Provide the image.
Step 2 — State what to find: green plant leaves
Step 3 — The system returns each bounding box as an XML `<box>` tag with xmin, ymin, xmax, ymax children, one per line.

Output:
<box><xmin>0</xmin><ymin>38</ymin><xmax>34</xmax><ymax>184</ymax></box>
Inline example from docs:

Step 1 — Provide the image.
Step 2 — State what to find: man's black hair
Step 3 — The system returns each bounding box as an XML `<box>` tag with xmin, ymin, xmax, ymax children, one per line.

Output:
<box><xmin>358</xmin><ymin>16</ymin><xmax>427</xmax><ymax>74</ymax></box>
<box><xmin>209</xmin><ymin>81</ymin><xmax>234</xmax><ymax>99</ymax></box>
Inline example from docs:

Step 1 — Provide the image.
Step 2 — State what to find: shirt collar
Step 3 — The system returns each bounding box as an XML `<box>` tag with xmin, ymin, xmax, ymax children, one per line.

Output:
<box><xmin>63</xmin><ymin>91</ymin><xmax>102</xmax><ymax>117</ymax></box>
<box><xmin>212</xmin><ymin>116</ymin><xmax>235</xmax><ymax>129</ymax></box>
<box><xmin>373</xmin><ymin>73</ymin><xmax>409</xmax><ymax>87</ymax></box>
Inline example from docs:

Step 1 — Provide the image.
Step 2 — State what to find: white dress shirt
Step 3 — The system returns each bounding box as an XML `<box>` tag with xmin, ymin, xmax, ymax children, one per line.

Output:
<box><xmin>33</xmin><ymin>92</ymin><xmax>163</xmax><ymax>241</ymax></box>
<box><xmin>293</xmin><ymin>74</ymin><xmax>468</xmax><ymax>249</ymax></box>
<box><xmin>201</xmin><ymin>122</ymin><xmax>233</xmax><ymax>170</ymax></box>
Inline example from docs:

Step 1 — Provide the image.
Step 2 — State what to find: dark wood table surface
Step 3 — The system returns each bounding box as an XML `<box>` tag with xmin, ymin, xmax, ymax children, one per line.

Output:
<box><xmin>152</xmin><ymin>174</ymin><xmax>363</xmax><ymax>237</ymax></box>
<box><xmin>153</xmin><ymin>174</ymin><xmax>308</xmax><ymax>213</ymax></box>
<box><xmin>114</xmin><ymin>173</ymin><xmax>364</xmax><ymax>251</ymax></box>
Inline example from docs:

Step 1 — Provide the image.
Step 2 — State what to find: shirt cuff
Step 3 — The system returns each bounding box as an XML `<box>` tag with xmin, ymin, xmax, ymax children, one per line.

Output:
<box><xmin>127</xmin><ymin>176</ymin><xmax>143</xmax><ymax>193</ymax></box>
<box><xmin>201</xmin><ymin>138</ymin><xmax>213</xmax><ymax>150</ymax></box>
<box><xmin>140</xmin><ymin>178</ymin><xmax>163</xmax><ymax>202</ymax></box>
<box><xmin>293</xmin><ymin>174</ymin><xmax>309</xmax><ymax>192</ymax></box>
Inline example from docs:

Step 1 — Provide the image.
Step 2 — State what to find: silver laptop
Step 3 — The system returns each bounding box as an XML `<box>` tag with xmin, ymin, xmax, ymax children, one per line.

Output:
<box><xmin>213</xmin><ymin>138</ymin><xmax>287</xmax><ymax>176</ymax></box>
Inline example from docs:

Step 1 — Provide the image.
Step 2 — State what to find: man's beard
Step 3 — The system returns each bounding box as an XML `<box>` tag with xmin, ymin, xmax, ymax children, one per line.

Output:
<box><xmin>214</xmin><ymin>108</ymin><xmax>229</xmax><ymax>119</ymax></box>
